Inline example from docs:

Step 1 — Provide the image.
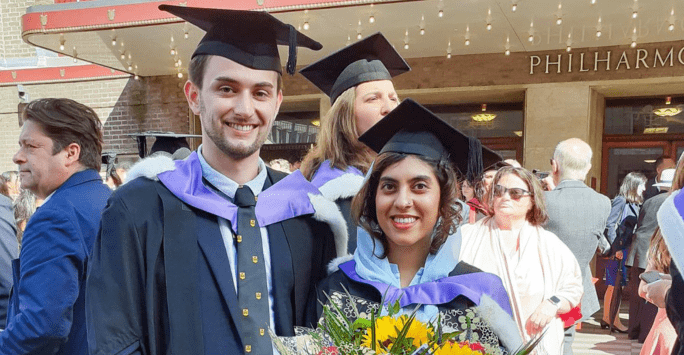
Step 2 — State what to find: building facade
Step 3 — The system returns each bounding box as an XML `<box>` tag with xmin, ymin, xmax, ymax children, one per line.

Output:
<box><xmin>0</xmin><ymin>0</ymin><xmax>682</xmax><ymax>198</ymax></box>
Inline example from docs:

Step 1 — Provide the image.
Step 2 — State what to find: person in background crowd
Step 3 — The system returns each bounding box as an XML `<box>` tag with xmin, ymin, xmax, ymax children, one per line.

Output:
<box><xmin>543</xmin><ymin>138</ymin><xmax>611</xmax><ymax>355</ymax></box>
<box><xmin>541</xmin><ymin>175</ymin><xmax>556</xmax><ymax>191</ymax></box>
<box><xmin>105</xmin><ymin>160</ymin><xmax>133</xmax><ymax>189</ymax></box>
<box><xmin>1</xmin><ymin>171</ymin><xmax>20</xmax><ymax>202</ymax></box>
<box><xmin>299</xmin><ymin>33</ymin><xmax>410</xmax><ymax>254</ymax></box>
<box><xmin>639</xmin><ymin>229</ymin><xmax>676</xmax><ymax>355</ymax></box>
<box><xmin>290</xmin><ymin>158</ymin><xmax>302</xmax><ymax>171</ymax></box>
<box><xmin>601</xmin><ymin>172</ymin><xmax>646</xmax><ymax>332</ymax></box>
<box><xmin>0</xmin><ymin>175</ymin><xmax>18</xmax><ymax>330</ymax></box>
<box><xmin>637</xmin><ymin>155</ymin><xmax>684</xmax><ymax>354</ymax></box>
<box><xmin>461</xmin><ymin>178</ymin><xmax>475</xmax><ymax>202</ymax></box>
<box><xmin>644</xmin><ymin>156</ymin><xmax>675</xmax><ymax>201</ymax></box>
<box><xmin>651</xmin><ymin>154</ymin><xmax>684</xmax><ymax>354</ymax></box>
<box><xmin>627</xmin><ymin>168</ymin><xmax>675</xmax><ymax>342</ymax></box>
<box><xmin>462</xmin><ymin>161</ymin><xmax>511</xmax><ymax>225</ymax></box>
<box><xmin>105</xmin><ymin>166</ymin><xmax>123</xmax><ymax>189</ymax></box>
<box><xmin>461</xmin><ymin>178</ymin><xmax>488</xmax><ymax>224</ymax></box>
<box><xmin>86</xmin><ymin>6</ymin><xmax>342</xmax><ymax>355</ymax></box>
<box><xmin>313</xmin><ymin>99</ymin><xmax>521</xmax><ymax>354</ymax></box>
<box><xmin>12</xmin><ymin>189</ymin><xmax>37</xmax><ymax>247</ymax></box>
<box><xmin>0</xmin><ymin>176</ymin><xmax>9</xmax><ymax>198</ymax></box>
<box><xmin>460</xmin><ymin>166</ymin><xmax>583</xmax><ymax>354</ymax></box>
<box><xmin>1</xmin><ymin>98</ymin><xmax>111</xmax><ymax>354</ymax></box>
<box><xmin>269</xmin><ymin>158</ymin><xmax>291</xmax><ymax>173</ymax></box>
<box><xmin>504</xmin><ymin>159</ymin><xmax>522</xmax><ymax>168</ymax></box>
<box><xmin>481</xmin><ymin>161</ymin><xmax>510</xmax><ymax>196</ymax></box>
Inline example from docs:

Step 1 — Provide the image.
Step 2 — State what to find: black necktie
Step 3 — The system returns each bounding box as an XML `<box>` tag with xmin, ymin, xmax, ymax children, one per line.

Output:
<box><xmin>234</xmin><ymin>186</ymin><xmax>272</xmax><ymax>354</ymax></box>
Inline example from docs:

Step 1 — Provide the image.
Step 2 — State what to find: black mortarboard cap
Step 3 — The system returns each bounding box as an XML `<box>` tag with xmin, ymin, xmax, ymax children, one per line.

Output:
<box><xmin>127</xmin><ymin>132</ymin><xmax>201</xmax><ymax>158</ymax></box>
<box><xmin>149</xmin><ymin>136</ymin><xmax>191</xmax><ymax>156</ymax></box>
<box><xmin>159</xmin><ymin>5</ymin><xmax>323</xmax><ymax>75</ymax></box>
<box><xmin>358</xmin><ymin>99</ymin><xmax>502</xmax><ymax>180</ymax></box>
<box><xmin>299</xmin><ymin>32</ymin><xmax>410</xmax><ymax>104</ymax></box>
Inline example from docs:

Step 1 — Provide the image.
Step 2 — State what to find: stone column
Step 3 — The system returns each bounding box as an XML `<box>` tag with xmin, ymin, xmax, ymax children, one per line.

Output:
<box><xmin>524</xmin><ymin>82</ymin><xmax>604</xmax><ymax>188</ymax></box>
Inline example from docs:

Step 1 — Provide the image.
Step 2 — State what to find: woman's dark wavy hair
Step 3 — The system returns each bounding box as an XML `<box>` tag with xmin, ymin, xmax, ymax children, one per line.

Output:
<box><xmin>617</xmin><ymin>172</ymin><xmax>647</xmax><ymax>204</ymax></box>
<box><xmin>351</xmin><ymin>152</ymin><xmax>462</xmax><ymax>259</ymax></box>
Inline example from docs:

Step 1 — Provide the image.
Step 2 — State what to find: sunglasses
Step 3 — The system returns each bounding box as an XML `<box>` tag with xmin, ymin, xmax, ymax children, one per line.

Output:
<box><xmin>493</xmin><ymin>184</ymin><xmax>532</xmax><ymax>200</ymax></box>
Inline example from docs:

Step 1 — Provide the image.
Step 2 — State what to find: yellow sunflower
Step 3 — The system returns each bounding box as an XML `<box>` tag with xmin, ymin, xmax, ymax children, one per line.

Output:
<box><xmin>433</xmin><ymin>341</ymin><xmax>486</xmax><ymax>355</ymax></box>
<box><xmin>361</xmin><ymin>315</ymin><xmax>433</xmax><ymax>353</ymax></box>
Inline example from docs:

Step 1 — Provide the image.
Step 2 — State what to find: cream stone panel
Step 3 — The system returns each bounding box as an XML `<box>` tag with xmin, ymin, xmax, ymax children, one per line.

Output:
<box><xmin>524</xmin><ymin>82</ymin><xmax>603</xmax><ymax>187</ymax></box>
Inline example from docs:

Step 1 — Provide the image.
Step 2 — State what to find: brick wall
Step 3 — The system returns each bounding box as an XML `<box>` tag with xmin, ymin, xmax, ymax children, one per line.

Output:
<box><xmin>0</xmin><ymin>0</ymin><xmax>50</xmax><ymax>59</ymax></box>
<box><xmin>0</xmin><ymin>75</ymin><xmax>190</xmax><ymax>173</ymax></box>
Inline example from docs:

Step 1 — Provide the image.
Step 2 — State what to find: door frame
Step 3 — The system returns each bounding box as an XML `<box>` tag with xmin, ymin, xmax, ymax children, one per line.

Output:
<box><xmin>481</xmin><ymin>136</ymin><xmax>523</xmax><ymax>163</ymax></box>
<box><xmin>601</xmin><ymin>134</ymin><xmax>684</xmax><ymax>195</ymax></box>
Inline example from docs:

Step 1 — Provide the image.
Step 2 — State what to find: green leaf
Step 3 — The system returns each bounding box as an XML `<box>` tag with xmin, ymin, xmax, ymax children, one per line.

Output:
<box><xmin>513</xmin><ymin>326</ymin><xmax>549</xmax><ymax>355</ymax></box>
<box><xmin>340</xmin><ymin>284</ymin><xmax>361</xmax><ymax>320</ymax></box>
<box><xmin>352</xmin><ymin>318</ymin><xmax>372</xmax><ymax>332</ymax></box>
<box><xmin>388</xmin><ymin>299</ymin><xmax>401</xmax><ymax>317</ymax></box>
<box><xmin>371</xmin><ymin>310</ymin><xmax>377</xmax><ymax>353</ymax></box>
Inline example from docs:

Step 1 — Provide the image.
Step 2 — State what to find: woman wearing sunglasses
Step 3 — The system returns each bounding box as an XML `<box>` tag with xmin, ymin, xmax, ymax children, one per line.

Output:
<box><xmin>459</xmin><ymin>166</ymin><xmax>583</xmax><ymax>354</ymax></box>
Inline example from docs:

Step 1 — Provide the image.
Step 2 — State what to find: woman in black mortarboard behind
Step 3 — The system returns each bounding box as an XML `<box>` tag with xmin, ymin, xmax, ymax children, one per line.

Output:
<box><xmin>308</xmin><ymin>99</ymin><xmax>521</xmax><ymax>354</ymax></box>
<box><xmin>298</xmin><ymin>33</ymin><xmax>410</xmax><ymax>255</ymax></box>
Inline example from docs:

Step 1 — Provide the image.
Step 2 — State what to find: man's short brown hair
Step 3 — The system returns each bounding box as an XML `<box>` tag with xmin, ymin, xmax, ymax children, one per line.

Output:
<box><xmin>23</xmin><ymin>98</ymin><xmax>103</xmax><ymax>171</ymax></box>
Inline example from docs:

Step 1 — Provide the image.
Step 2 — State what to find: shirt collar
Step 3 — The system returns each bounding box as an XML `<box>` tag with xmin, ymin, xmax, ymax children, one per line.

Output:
<box><xmin>41</xmin><ymin>190</ymin><xmax>56</xmax><ymax>204</ymax></box>
<box><xmin>197</xmin><ymin>145</ymin><xmax>268</xmax><ymax>199</ymax></box>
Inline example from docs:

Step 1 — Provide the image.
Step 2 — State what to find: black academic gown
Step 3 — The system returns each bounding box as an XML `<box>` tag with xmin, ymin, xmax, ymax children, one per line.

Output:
<box><xmin>667</xmin><ymin>262</ymin><xmax>684</xmax><ymax>355</ymax></box>
<box><xmin>86</xmin><ymin>168</ymin><xmax>336</xmax><ymax>355</ymax></box>
<box><xmin>336</xmin><ymin>197</ymin><xmax>357</xmax><ymax>254</ymax></box>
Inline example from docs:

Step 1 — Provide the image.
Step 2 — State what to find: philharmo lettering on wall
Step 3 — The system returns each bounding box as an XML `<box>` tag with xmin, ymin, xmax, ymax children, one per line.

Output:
<box><xmin>529</xmin><ymin>47</ymin><xmax>684</xmax><ymax>74</ymax></box>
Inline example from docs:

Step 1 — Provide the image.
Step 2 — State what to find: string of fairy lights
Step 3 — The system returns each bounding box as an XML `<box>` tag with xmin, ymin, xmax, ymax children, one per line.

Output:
<box><xmin>51</xmin><ymin>0</ymin><xmax>683</xmax><ymax>78</ymax></box>
<box><xmin>287</xmin><ymin>0</ymin><xmax>680</xmax><ymax>58</ymax></box>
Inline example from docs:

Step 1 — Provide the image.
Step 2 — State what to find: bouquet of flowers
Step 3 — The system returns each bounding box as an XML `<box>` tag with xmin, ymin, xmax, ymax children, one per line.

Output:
<box><xmin>271</xmin><ymin>289</ymin><xmax>545</xmax><ymax>355</ymax></box>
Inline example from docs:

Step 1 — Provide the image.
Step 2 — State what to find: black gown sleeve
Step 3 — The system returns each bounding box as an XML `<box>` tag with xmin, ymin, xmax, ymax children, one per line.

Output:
<box><xmin>667</xmin><ymin>262</ymin><xmax>684</xmax><ymax>354</ymax></box>
<box><xmin>86</xmin><ymin>192</ymin><xmax>148</xmax><ymax>355</ymax></box>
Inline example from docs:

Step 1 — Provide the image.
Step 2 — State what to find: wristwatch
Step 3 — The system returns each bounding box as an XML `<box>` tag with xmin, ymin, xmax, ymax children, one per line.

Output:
<box><xmin>548</xmin><ymin>295</ymin><xmax>561</xmax><ymax>307</ymax></box>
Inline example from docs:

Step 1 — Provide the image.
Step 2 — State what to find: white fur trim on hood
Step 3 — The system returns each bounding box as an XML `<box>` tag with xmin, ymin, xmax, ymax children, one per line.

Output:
<box><xmin>326</xmin><ymin>254</ymin><xmax>355</xmax><ymax>275</ymax></box>
<box><xmin>318</xmin><ymin>173</ymin><xmax>365</xmax><ymax>201</ymax></box>
<box><xmin>124</xmin><ymin>154</ymin><xmax>176</xmax><ymax>183</ymax></box>
<box><xmin>309</xmin><ymin>193</ymin><xmax>350</xmax><ymax>258</ymax></box>
<box><xmin>657</xmin><ymin>189</ymin><xmax>684</xmax><ymax>272</ymax></box>
<box><xmin>476</xmin><ymin>294</ymin><xmax>524</xmax><ymax>352</ymax></box>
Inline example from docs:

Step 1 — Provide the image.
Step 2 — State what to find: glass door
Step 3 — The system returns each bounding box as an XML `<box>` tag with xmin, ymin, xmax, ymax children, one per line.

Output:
<box><xmin>602</xmin><ymin>144</ymin><xmax>665</xmax><ymax>198</ymax></box>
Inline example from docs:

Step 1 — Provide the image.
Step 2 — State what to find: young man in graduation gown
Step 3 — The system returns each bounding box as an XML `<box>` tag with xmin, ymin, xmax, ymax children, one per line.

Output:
<box><xmin>85</xmin><ymin>6</ymin><xmax>346</xmax><ymax>355</ymax></box>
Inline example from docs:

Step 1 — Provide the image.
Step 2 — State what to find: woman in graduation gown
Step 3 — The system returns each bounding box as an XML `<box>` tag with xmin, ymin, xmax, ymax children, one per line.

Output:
<box><xmin>312</xmin><ymin>99</ymin><xmax>522</xmax><ymax>354</ymax></box>
<box><xmin>459</xmin><ymin>166</ymin><xmax>583</xmax><ymax>354</ymax></box>
<box><xmin>298</xmin><ymin>33</ymin><xmax>410</xmax><ymax>254</ymax></box>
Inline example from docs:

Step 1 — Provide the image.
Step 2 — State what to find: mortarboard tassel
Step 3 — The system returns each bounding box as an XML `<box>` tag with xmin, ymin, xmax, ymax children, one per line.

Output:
<box><xmin>466</xmin><ymin>136</ymin><xmax>484</xmax><ymax>183</ymax></box>
<box><xmin>286</xmin><ymin>25</ymin><xmax>297</xmax><ymax>75</ymax></box>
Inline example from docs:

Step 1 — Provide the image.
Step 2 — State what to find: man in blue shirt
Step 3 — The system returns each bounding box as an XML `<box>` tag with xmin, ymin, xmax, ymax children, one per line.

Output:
<box><xmin>1</xmin><ymin>98</ymin><xmax>111</xmax><ymax>354</ymax></box>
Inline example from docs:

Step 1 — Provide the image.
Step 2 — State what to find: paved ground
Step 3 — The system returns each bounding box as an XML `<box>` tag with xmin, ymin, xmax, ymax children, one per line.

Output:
<box><xmin>573</xmin><ymin>304</ymin><xmax>643</xmax><ymax>355</ymax></box>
